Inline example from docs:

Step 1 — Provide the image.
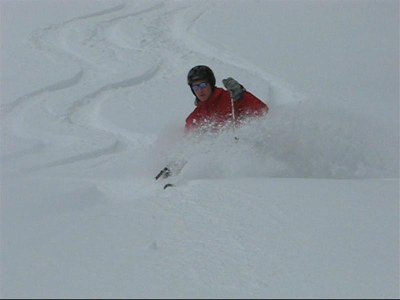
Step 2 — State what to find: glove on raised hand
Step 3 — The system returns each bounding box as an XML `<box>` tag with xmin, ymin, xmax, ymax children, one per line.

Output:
<box><xmin>222</xmin><ymin>77</ymin><xmax>246</xmax><ymax>101</ymax></box>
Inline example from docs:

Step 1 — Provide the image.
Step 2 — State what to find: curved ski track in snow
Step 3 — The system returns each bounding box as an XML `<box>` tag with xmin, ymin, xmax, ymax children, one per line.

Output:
<box><xmin>1</xmin><ymin>2</ymin><xmax>165</xmax><ymax>171</ymax></box>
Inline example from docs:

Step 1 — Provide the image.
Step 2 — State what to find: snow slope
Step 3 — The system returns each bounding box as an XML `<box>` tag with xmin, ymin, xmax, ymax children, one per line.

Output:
<box><xmin>1</xmin><ymin>0</ymin><xmax>399</xmax><ymax>298</ymax></box>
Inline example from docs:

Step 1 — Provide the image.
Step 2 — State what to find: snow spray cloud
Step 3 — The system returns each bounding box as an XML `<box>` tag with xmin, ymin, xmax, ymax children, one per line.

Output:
<box><xmin>155</xmin><ymin>100</ymin><xmax>398</xmax><ymax>180</ymax></box>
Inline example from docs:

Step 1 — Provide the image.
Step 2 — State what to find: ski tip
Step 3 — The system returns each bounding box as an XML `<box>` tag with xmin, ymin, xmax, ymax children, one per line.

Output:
<box><xmin>163</xmin><ymin>183</ymin><xmax>174</xmax><ymax>190</ymax></box>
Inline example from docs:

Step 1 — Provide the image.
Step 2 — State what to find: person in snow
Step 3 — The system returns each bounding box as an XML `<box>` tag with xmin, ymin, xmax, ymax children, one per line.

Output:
<box><xmin>185</xmin><ymin>65</ymin><xmax>268</xmax><ymax>134</ymax></box>
<box><xmin>155</xmin><ymin>65</ymin><xmax>269</xmax><ymax>182</ymax></box>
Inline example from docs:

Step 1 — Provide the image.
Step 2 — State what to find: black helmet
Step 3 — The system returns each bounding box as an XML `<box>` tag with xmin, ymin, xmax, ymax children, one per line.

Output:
<box><xmin>187</xmin><ymin>65</ymin><xmax>216</xmax><ymax>88</ymax></box>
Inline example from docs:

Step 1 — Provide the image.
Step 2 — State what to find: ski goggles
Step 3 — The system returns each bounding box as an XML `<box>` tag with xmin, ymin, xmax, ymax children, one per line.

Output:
<box><xmin>191</xmin><ymin>82</ymin><xmax>209</xmax><ymax>92</ymax></box>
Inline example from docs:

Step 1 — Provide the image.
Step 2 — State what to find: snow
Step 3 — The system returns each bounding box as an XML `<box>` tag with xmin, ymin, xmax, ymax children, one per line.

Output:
<box><xmin>1</xmin><ymin>0</ymin><xmax>399</xmax><ymax>298</ymax></box>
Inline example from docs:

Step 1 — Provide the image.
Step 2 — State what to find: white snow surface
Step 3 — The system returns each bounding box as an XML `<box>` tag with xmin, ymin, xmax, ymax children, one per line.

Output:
<box><xmin>1</xmin><ymin>0</ymin><xmax>399</xmax><ymax>298</ymax></box>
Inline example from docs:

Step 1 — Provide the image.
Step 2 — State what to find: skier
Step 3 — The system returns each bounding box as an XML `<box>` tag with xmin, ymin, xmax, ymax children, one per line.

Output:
<box><xmin>155</xmin><ymin>65</ymin><xmax>269</xmax><ymax>183</ymax></box>
<box><xmin>185</xmin><ymin>65</ymin><xmax>268</xmax><ymax>133</ymax></box>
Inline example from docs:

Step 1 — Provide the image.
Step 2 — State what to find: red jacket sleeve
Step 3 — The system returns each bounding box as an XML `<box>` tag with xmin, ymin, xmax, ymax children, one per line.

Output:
<box><xmin>185</xmin><ymin>109</ymin><xmax>202</xmax><ymax>132</ymax></box>
<box><xmin>185</xmin><ymin>113</ymin><xmax>195</xmax><ymax>132</ymax></box>
<box><xmin>235</xmin><ymin>91</ymin><xmax>268</xmax><ymax>118</ymax></box>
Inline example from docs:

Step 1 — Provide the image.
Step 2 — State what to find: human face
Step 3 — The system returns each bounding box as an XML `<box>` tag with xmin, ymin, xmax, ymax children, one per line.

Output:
<box><xmin>191</xmin><ymin>80</ymin><xmax>212</xmax><ymax>102</ymax></box>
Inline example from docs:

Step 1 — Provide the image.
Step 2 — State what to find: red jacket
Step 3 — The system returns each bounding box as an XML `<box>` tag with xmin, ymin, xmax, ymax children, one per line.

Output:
<box><xmin>185</xmin><ymin>87</ymin><xmax>268</xmax><ymax>133</ymax></box>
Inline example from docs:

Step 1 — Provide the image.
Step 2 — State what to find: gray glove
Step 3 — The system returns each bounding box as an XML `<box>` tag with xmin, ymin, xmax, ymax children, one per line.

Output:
<box><xmin>222</xmin><ymin>77</ymin><xmax>246</xmax><ymax>101</ymax></box>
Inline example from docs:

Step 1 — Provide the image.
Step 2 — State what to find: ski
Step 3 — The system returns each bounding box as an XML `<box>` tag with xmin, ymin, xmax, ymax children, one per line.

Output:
<box><xmin>155</xmin><ymin>161</ymin><xmax>187</xmax><ymax>190</ymax></box>
<box><xmin>154</xmin><ymin>167</ymin><xmax>176</xmax><ymax>190</ymax></box>
<box><xmin>155</xmin><ymin>167</ymin><xmax>171</xmax><ymax>180</ymax></box>
<box><xmin>163</xmin><ymin>183</ymin><xmax>174</xmax><ymax>189</ymax></box>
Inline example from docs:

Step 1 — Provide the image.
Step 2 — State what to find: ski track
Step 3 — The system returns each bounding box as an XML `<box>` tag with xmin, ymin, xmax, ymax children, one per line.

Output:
<box><xmin>1</xmin><ymin>2</ymin><xmax>164</xmax><ymax>171</ymax></box>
